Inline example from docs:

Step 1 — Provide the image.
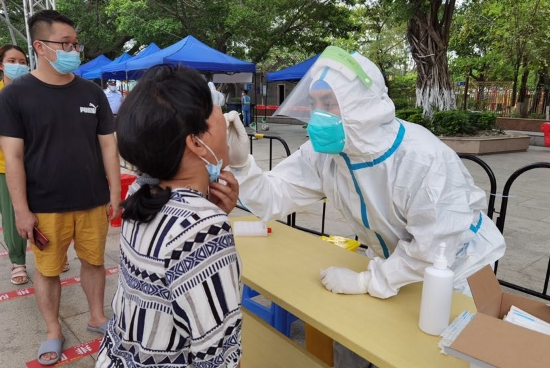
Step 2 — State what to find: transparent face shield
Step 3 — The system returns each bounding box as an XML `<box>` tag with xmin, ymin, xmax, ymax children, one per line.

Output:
<box><xmin>273</xmin><ymin>46</ymin><xmax>376</xmax><ymax>122</ymax></box>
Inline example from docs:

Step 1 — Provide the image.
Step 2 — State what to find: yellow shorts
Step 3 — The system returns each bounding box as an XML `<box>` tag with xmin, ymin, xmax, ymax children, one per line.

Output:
<box><xmin>32</xmin><ymin>205</ymin><xmax>109</xmax><ymax>277</ymax></box>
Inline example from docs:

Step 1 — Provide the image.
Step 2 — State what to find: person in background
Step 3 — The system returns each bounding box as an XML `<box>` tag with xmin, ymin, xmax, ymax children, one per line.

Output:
<box><xmin>225</xmin><ymin>46</ymin><xmax>506</xmax><ymax>368</ymax></box>
<box><xmin>0</xmin><ymin>44</ymin><xmax>31</xmax><ymax>285</ymax></box>
<box><xmin>96</xmin><ymin>65</ymin><xmax>242</xmax><ymax>368</ymax></box>
<box><xmin>241</xmin><ymin>89</ymin><xmax>251</xmax><ymax>127</ymax></box>
<box><xmin>208</xmin><ymin>81</ymin><xmax>225</xmax><ymax>107</ymax></box>
<box><xmin>104</xmin><ymin>79</ymin><xmax>122</xmax><ymax>115</ymax></box>
<box><xmin>0</xmin><ymin>10</ymin><xmax>121</xmax><ymax>365</ymax></box>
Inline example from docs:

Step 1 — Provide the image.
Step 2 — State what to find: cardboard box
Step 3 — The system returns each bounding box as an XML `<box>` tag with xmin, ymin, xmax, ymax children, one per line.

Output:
<box><xmin>444</xmin><ymin>265</ymin><xmax>550</xmax><ymax>368</ymax></box>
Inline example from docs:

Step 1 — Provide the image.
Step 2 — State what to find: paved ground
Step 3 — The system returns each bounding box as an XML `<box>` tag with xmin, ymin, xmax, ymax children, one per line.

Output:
<box><xmin>0</xmin><ymin>123</ymin><xmax>549</xmax><ymax>367</ymax></box>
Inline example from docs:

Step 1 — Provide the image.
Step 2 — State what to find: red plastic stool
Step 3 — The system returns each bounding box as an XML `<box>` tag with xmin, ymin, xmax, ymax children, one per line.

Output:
<box><xmin>110</xmin><ymin>173</ymin><xmax>137</xmax><ymax>227</ymax></box>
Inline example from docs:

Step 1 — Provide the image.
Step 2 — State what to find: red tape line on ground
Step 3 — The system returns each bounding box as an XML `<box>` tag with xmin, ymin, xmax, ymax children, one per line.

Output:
<box><xmin>26</xmin><ymin>337</ymin><xmax>103</xmax><ymax>368</ymax></box>
<box><xmin>0</xmin><ymin>266</ymin><xmax>119</xmax><ymax>303</ymax></box>
<box><xmin>0</xmin><ymin>246</ymin><xmax>32</xmax><ymax>257</ymax></box>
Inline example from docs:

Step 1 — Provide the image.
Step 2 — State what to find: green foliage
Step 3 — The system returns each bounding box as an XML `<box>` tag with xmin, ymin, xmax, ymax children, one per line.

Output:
<box><xmin>468</xmin><ymin>111</ymin><xmax>497</xmax><ymax>131</ymax></box>
<box><xmin>396</xmin><ymin>108</ymin><xmax>432</xmax><ymax>130</ymax></box>
<box><xmin>58</xmin><ymin>0</ymin><xmax>129</xmax><ymax>60</ymax></box>
<box><xmin>528</xmin><ymin>113</ymin><xmax>546</xmax><ymax>119</ymax></box>
<box><xmin>104</xmin><ymin>0</ymin><xmax>355</xmax><ymax>63</ymax></box>
<box><xmin>388</xmin><ymin>73</ymin><xmax>416</xmax><ymax>108</ymax></box>
<box><xmin>392</xmin><ymin>98</ymin><xmax>415</xmax><ymax>110</ymax></box>
<box><xmin>395</xmin><ymin>108</ymin><xmax>422</xmax><ymax>121</ymax></box>
<box><xmin>431</xmin><ymin>110</ymin><xmax>497</xmax><ymax>136</ymax></box>
<box><xmin>397</xmin><ymin>108</ymin><xmax>497</xmax><ymax>136</ymax></box>
<box><xmin>432</xmin><ymin>110</ymin><xmax>472</xmax><ymax>136</ymax></box>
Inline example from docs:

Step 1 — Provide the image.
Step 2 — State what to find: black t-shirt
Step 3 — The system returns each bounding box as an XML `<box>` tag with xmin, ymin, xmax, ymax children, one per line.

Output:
<box><xmin>0</xmin><ymin>74</ymin><xmax>115</xmax><ymax>213</ymax></box>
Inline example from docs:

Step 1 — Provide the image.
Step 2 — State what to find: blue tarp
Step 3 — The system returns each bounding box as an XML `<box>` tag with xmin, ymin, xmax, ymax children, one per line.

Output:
<box><xmin>81</xmin><ymin>53</ymin><xmax>132</xmax><ymax>80</ymax></box>
<box><xmin>100</xmin><ymin>43</ymin><xmax>161</xmax><ymax>80</ymax></box>
<box><xmin>126</xmin><ymin>35</ymin><xmax>255</xmax><ymax>73</ymax></box>
<box><xmin>74</xmin><ymin>54</ymin><xmax>112</xmax><ymax>76</ymax></box>
<box><xmin>266</xmin><ymin>54</ymin><xmax>320</xmax><ymax>82</ymax></box>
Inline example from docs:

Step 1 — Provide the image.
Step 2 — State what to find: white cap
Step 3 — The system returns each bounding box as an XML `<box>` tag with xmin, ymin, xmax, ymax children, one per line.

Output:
<box><xmin>433</xmin><ymin>242</ymin><xmax>448</xmax><ymax>270</ymax></box>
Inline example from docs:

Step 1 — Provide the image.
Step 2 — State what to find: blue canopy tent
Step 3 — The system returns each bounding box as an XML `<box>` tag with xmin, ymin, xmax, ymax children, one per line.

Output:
<box><xmin>82</xmin><ymin>53</ymin><xmax>132</xmax><ymax>80</ymax></box>
<box><xmin>100</xmin><ymin>43</ymin><xmax>161</xmax><ymax>81</ymax></box>
<box><xmin>74</xmin><ymin>54</ymin><xmax>111</xmax><ymax>76</ymax></box>
<box><xmin>266</xmin><ymin>54</ymin><xmax>320</xmax><ymax>82</ymax></box>
<box><xmin>126</xmin><ymin>36</ymin><xmax>255</xmax><ymax>73</ymax></box>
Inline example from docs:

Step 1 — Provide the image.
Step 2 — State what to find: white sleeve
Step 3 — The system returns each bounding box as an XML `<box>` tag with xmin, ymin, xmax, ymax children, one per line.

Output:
<box><xmin>230</xmin><ymin>142</ymin><xmax>326</xmax><ymax>222</ymax></box>
<box><xmin>367</xmin><ymin>155</ymin><xmax>480</xmax><ymax>298</ymax></box>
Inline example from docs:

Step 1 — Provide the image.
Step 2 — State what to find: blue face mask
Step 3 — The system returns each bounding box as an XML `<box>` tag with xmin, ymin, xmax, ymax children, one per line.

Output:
<box><xmin>3</xmin><ymin>63</ymin><xmax>29</xmax><ymax>80</ymax></box>
<box><xmin>43</xmin><ymin>43</ymin><xmax>81</xmax><ymax>74</ymax></box>
<box><xmin>307</xmin><ymin>109</ymin><xmax>346</xmax><ymax>154</ymax></box>
<box><xmin>195</xmin><ymin>137</ymin><xmax>223</xmax><ymax>182</ymax></box>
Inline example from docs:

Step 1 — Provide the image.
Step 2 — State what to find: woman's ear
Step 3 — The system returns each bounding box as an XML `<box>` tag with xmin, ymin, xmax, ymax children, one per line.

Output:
<box><xmin>185</xmin><ymin>135</ymin><xmax>208</xmax><ymax>158</ymax></box>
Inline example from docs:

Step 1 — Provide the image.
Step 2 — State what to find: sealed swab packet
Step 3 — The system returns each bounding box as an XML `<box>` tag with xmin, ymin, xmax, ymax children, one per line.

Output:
<box><xmin>233</xmin><ymin>221</ymin><xmax>272</xmax><ymax>237</ymax></box>
<box><xmin>438</xmin><ymin>311</ymin><xmax>475</xmax><ymax>353</ymax></box>
<box><xmin>503</xmin><ymin>305</ymin><xmax>550</xmax><ymax>336</ymax></box>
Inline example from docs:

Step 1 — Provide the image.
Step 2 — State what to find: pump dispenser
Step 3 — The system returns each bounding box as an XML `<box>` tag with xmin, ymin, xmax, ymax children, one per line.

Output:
<box><xmin>418</xmin><ymin>242</ymin><xmax>455</xmax><ymax>335</ymax></box>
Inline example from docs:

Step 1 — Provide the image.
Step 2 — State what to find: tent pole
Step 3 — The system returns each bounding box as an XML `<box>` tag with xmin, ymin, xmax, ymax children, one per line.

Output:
<box><xmin>265</xmin><ymin>76</ymin><xmax>268</xmax><ymax>121</ymax></box>
<box><xmin>254</xmin><ymin>72</ymin><xmax>258</xmax><ymax>133</ymax></box>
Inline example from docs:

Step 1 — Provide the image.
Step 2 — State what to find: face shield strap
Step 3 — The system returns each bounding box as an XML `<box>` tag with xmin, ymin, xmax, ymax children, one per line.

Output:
<box><xmin>315</xmin><ymin>46</ymin><xmax>383</xmax><ymax>95</ymax></box>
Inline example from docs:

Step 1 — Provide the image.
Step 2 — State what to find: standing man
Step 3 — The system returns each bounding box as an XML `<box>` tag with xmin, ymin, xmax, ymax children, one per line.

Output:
<box><xmin>0</xmin><ymin>10</ymin><xmax>121</xmax><ymax>366</ymax></box>
<box><xmin>104</xmin><ymin>79</ymin><xmax>123</xmax><ymax>115</ymax></box>
<box><xmin>241</xmin><ymin>89</ymin><xmax>251</xmax><ymax>127</ymax></box>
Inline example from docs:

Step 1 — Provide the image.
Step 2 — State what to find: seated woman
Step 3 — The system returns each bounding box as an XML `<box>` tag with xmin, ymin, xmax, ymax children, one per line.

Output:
<box><xmin>96</xmin><ymin>65</ymin><xmax>242</xmax><ymax>368</ymax></box>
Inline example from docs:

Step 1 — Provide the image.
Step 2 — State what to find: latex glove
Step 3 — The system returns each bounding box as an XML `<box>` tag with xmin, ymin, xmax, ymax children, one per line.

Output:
<box><xmin>320</xmin><ymin>267</ymin><xmax>371</xmax><ymax>295</ymax></box>
<box><xmin>224</xmin><ymin>110</ymin><xmax>249</xmax><ymax>168</ymax></box>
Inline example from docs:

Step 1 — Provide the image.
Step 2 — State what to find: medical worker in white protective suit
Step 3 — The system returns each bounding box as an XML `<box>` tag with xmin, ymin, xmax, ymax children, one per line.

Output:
<box><xmin>225</xmin><ymin>46</ymin><xmax>505</xmax><ymax>366</ymax></box>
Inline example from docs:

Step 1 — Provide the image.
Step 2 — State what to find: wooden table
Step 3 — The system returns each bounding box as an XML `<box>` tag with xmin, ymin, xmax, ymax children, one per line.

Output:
<box><xmin>242</xmin><ymin>309</ymin><xmax>330</xmax><ymax>368</ymax></box>
<box><xmin>233</xmin><ymin>216</ymin><xmax>475</xmax><ymax>368</ymax></box>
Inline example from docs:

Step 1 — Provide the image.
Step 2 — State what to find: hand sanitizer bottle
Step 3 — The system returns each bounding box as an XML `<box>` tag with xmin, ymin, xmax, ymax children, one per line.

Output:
<box><xmin>419</xmin><ymin>242</ymin><xmax>454</xmax><ymax>335</ymax></box>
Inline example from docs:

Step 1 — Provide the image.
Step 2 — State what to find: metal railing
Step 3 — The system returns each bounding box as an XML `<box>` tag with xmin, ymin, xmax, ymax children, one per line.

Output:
<box><xmin>460</xmin><ymin>155</ymin><xmax>550</xmax><ymax>300</ymax></box>
<box><xmin>494</xmin><ymin>162</ymin><xmax>550</xmax><ymax>300</ymax></box>
<box><xmin>458</xmin><ymin>154</ymin><xmax>498</xmax><ymax>219</ymax></box>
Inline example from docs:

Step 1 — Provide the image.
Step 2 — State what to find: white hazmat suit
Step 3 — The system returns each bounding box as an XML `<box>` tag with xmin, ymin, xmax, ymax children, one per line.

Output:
<box><xmin>226</xmin><ymin>47</ymin><xmax>506</xmax><ymax>300</ymax></box>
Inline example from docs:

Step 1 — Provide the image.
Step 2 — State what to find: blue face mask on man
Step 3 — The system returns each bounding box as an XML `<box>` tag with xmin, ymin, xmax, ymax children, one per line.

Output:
<box><xmin>42</xmin><ymin>42</ymin><xmax>81</xmax><ymax>74</ymax></box>
<box><xmin>3</xmin><ymin>63</ymin><xmax>29</xmax><ymax>80</ymax></box>
<box><xmin>307</xmin><ymin>109</ymin><xmax>346</xmax><ymax>154</ymax></box>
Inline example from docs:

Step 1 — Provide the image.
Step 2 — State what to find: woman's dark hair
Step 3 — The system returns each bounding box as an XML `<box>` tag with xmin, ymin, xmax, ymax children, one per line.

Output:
<box><xmin>0</xmin><ymin>44</ymin><xmax>27</xmax><ymax>63</ymax></box>
<box><xmin>0</xmin><ymin>44</ymin><xmax>27</xmax><ymax>62</ymax></box>
<box><xmin>0</xmin><ymin>44</ymin><xmax>28</xmax><ymax>80</ymax></box>
<box><xmin>117</xmin><ymin>65</ymin><xmax>213</xmax><ymax>222</ymax></box>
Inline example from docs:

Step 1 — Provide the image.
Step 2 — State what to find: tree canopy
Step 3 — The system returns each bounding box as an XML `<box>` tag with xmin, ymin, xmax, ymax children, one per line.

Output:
<box><xmin>1</xmin><ymin>0</ymin><xmax>550</xmax><ymax>117</ymax></box>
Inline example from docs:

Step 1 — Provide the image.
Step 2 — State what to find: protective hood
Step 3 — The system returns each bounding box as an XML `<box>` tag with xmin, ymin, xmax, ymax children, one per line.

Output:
<box><xmin>274</xmin><ymin>47</ymin><xmax>397</xmax><ymax>158</ymax></box>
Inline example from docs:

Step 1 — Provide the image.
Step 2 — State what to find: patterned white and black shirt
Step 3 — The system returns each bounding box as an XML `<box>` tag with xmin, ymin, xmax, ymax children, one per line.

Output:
<box><xmin>97</xmin><ymin>187</ymin><xmax>242</xmax><ymax>368</ymax></box>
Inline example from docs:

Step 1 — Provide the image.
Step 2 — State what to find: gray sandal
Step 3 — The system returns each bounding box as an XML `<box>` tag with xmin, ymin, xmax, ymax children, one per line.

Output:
<box><xmin>87</xmin><ymin>320</ymin><xmax>109</xmax><ymax>334</ymax></box>
<box><xmin>37</xmin><ymin>337</ymin><xmax>65</xmax><ymax>366</ymax></box>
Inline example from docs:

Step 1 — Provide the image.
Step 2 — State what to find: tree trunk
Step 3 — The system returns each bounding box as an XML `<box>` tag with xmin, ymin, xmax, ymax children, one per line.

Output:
<box><xmin>407</xmin><ymin>0</ymin><xmax>456</xmax><ymax>117</ymax></box>
<box><xmin>529</xmin><ymin>67</ymin><xmax>548</xmax><ymax>114</ymax></box>
<box><xmin>518</xmin><ymin>58</ymin><xmax>530</xmax><ymax>117</ymax></box>
<box><xmin>511</xmin><ymin>60</ymin><xmax>520</xmax><ymax>108</ymax></box>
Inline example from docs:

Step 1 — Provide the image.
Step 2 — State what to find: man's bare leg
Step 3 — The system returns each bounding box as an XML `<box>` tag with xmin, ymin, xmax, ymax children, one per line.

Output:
<box><xmin>35</xmin><ymin>271</ymin><xmax>63</xmax><ymax>362</ymax></box>
<box><xmin>80</xmin><ymin>258</ymin><xmax>108</xmax><ymax>328</ymax></box>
